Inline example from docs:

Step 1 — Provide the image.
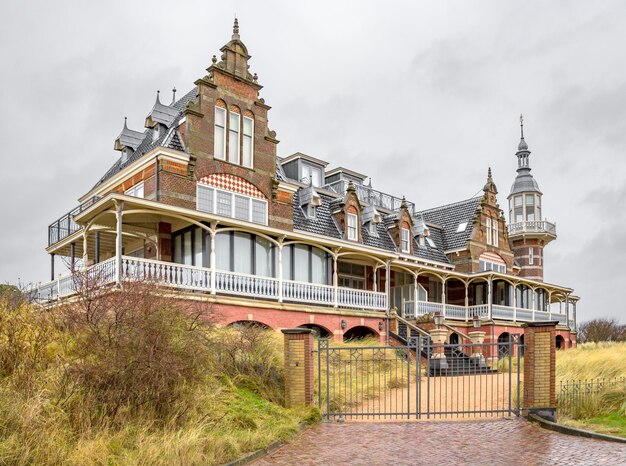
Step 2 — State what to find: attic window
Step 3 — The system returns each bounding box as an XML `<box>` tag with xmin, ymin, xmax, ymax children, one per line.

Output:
<box><xmin>426</xmin><ymin>237</ymin><xmax>436</xmax><ymax>248</ymax></box>
<box><xmin>347</xmin><ymin>213</ymin><xmax>358</xmax><ymax>241</ymax></box>
<box><xmin>152</xmin><ymin>124</ymin><xmax>161</xmax><ymax>142</ymax></box>
<box><xmin>401</xmin><ymin>228</ymin><xmax>410</xmax><ymax>253</ymax></box>
<box><xmin>456</xmin><ymin>222</ymin><xmax>468</xmax><ymax>233</ymax></box>
<box><xmin>121</xmin><ymin>147</ymin><xmax>132</xmax><ymax>164</ymax></box>
<box><xmin>367</xmin><ymin>221</ymin><xmax>378</xmax><ymax>237</ymax></box>
<box><xmin>305</xmin><ymin>204</ymin><xmax>317</xmax><ymax>219</ymax></box>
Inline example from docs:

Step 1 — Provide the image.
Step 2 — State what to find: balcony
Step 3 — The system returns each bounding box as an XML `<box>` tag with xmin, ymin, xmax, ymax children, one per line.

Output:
<box><xmin>30</xmin><ymin>256</ymin><xmax>388</xmax><ymax>312</ymax></box>
<box><xmin>402</xmin><ymin>300</ymin><xmax>570</xmax><ymax>326</ymax></box>
<box><xmin>48</xmin><ymin>196</ymin><xmax>102</xmax><ymax>246</ymax></box>
<box><xmin>507</xmin><ymin>220</ymin><xmax>556</xmax><ymax>237</ymax></box>
<box><xmin>322</xmin><ymin>179</ymin><xmax>415</xmax><ymax>214</ymax></box>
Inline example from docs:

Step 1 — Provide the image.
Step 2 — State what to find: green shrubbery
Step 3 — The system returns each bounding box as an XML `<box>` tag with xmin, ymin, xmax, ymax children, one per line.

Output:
<box><xmin>0</xmin><ymin>283</ymin><xmax>315</xmax><ymax>465</ymax></box>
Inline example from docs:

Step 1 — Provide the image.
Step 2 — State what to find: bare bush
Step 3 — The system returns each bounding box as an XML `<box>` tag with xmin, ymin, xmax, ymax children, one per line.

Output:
<box><xmin>60</xmin><ymin>277</ymin><xmax>213</xmax><ymax>421</ymax></box>
<box><xmin>578</xmin><ymin>318</ymin><xmax>625</xmax><ymax>343</ymax></box>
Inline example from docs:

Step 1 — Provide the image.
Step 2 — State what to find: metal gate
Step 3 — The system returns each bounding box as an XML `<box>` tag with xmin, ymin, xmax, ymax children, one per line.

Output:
<box><xmin>317</xmin><ymin>335</ymin><xmax>521</xmax><ymax>420</ymax></box>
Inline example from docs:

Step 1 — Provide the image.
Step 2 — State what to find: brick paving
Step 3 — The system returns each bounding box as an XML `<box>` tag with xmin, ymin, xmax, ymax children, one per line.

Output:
<box><xmin>253</xmin><ymin>418</ymin><xmax>626</xmax><ymax>465</ymax></box>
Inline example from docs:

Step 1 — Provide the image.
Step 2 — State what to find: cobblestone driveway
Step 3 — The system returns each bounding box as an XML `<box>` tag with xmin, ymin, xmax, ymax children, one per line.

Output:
<box><xmin>253</xmin><ymin>418</ymin><xmax>625</xmax><ymax>465</ymax></box>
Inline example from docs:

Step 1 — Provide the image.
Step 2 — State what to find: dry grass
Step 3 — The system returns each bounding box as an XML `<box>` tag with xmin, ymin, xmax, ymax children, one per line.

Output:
<box><xmin>0</xmin><ymin>290</ymin><xmax>317</xmax><ymax>466</ymax></box>
<box><xmin>556</xmin><ymin>341</ymin><xmax>626</xmax><ymax>381</ymax></box>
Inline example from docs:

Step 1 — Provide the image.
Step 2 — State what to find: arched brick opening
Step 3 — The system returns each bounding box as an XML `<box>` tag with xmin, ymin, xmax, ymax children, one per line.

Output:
<box><xmin>449</xmin><ymin>332</ymin><xmax>461</xmax><ymax>346</ymax></box>
<box><xmin>228</xmin><ymin>320</ymin><xmax>272</xmax><ymax>330</ymax></box>
<box><xmin>297</xmin><ymin>323</ymin><xmax>331</xmax><ymax>338</ymax></box>
<box><xmin>555</xmin><ymin>335</ymin><xmax>565</xmax><ymax>350</ymax></box>
<box><xmin>497</xmin><ymin>332</ymin><xmax>511</xmax><ymax>357</ymax></box>
<box><xmin>343</xmin><ymin>325</ymin><xmax>378</xmax><ymax>342</ymax></box>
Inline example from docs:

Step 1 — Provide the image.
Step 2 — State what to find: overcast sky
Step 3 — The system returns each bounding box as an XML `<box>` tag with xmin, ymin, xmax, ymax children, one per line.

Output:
<box><xmin>1</xmin><ymin>1</ymin><xmax>625</xmax><ymax>323</ymax></box>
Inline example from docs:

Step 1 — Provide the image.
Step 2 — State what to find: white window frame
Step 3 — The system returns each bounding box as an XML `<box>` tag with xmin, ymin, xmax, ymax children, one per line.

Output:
<box><xmin>242</xmin><ymin>115</ymin><xmax>254</xmax><ymax>168</ymax></box>
<box><xmin>214</xmin><ymin>106</ymin><xmax>226</xmax><ymax>160</ymax></box>
<box><xmin>228</xmin><ymin>112</ymin><xmax>240</xmax><ymax>164</ymax></box>
<box><xmin>492</xmin><ymin>219</ymin><xmax>499</xmax><ymax>247</ymax></box>
<box><xmin>196</xmin><ymin>184</ymin><xmax>268</xmax><ymax>225</ymax></box>
<box><xmin>347</xmin><ymin>213</ymin><xmax>358</xmax><ymax>241</ymax></box>
<box><xmin>479</xmin><ymin>259</ymin><xmax>506</xmax><ymax>273</ymax></box>
<box><xmin>529</xmin><ymin>247</ymin><xmax>534</xmax><ymax>265</ymax></box>
<box><xmin>486</xmin><ymin>217</ymin><xmax>492</xmax><ymax>245</ymax></box>
<box><xmin>125</xmin><ymin>181</ymin><xmax>144</xmax><ymax>199</ymax></box>
<box><xmin>401</xmin><ymin>228</ymin><xmax>410</xmax><ymax>253</ymax></box>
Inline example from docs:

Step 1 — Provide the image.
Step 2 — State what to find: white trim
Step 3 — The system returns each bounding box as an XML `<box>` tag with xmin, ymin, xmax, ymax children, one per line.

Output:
<box><xmin>214</xmin><ymin>106</ymin><xmax>227</xmax><ymax>160</ymax></box>
<box><xmin>347</xmin><ymin>213</ymin><xmax>358</xmax><ymax>241</ymax></box>
<box><xmin>401</xmin><ymin>228</ymin><xmax>410</xmax><ymax>253</ymax></box>
<box><xmin>242</xmin><ymin>115</ymin><xmax>254</xmax><ymax>168</ymax></box>
<box><xmin>78</xmin><ymin>147</ymin><xmax>190</xmax><ymax>202</ymax></box>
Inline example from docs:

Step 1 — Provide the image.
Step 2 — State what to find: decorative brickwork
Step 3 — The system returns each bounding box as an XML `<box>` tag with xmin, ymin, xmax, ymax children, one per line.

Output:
<box><xmin>282</xmin><ymin>329</ymin><xmax>314</xmax><ymax>407</ymax></box>
<box><xmin>522</xmin><ymin>321</ymin><xmax>557</xmax><ymax>421</ymax></box>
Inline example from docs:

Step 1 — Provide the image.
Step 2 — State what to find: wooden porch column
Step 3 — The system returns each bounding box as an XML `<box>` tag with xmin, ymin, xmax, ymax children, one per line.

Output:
<box><xmin>82</xmin><ymin>229</ymin><xmax>89</xmax><ymax>269</ymax></box>
<box><xmin>414</xmin><ymin>274</ymin><xmax>420</xmax><ymax>318</ymax></box>
<box><xmin>115</xmin><ymin>201</ymin><xmax>124</xmax><ymax>285</ymax></box>
<box><xmin>277</xmin><ymin>238</ymin><xmax>284</xmax><ymax>303</ymax></box>
<box><xmin>531</xmin><ymin>288</ymin><xmax>536</xmax><ymax>321</ymax></box>
<box><xmin>441</xmin><ymin>277</ymin><xmax>447</xmax><ymax>318</ymax></box>
<box><xmin>513</xmin><ymin>283</ymin><xmax>517</xmax><ymax>322</ymax></box>
<box><xmin>210</xmin><ymin>224</ymin><xmax>216</xmax><ymax>295</ymax></box>
<box><xmin>50</xmin><ymin>254</ymin><xmax>55</xmax><ymax>281</ymax></box>
<box><xmin>332</xmin><ymin>253</ymin><xmax>339</xmax><ymax>308</ymax></box>
<box><xmin>464</xmin><ymin>282</ymin><xmax>469</xmax><ymax>322</ymax></box>
<box><xmin>95</xmin><ymin>231</ymin><xmax>100</xmax><ymax>264</ymax></box>
<box><xmin>487</xmin><ymin>276</ymin><xmax>493</xmax><ymax>321</ymax></box>
<box><xmin>70</xmin><ymin>242</ymin><xmax>76</xmax><ymax>273</ymax></box>
<box><xmin>547</xmin><ymin>290</ymin><xmax>552</xmax><ymax>320</ymax></box>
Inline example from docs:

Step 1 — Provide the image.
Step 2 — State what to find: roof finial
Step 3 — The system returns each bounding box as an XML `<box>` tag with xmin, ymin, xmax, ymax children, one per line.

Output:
<box><xmin>155</xmin><ymin>90</ymin><xmax>161</xmax><ymax>104</ymax></box>
<box><xmin>517</xmin><ymin>114</ymin><xmax>529</xmax><ymax>152</ymax></box>
<box><xmin>520</xmin><ymin>113</ymin><xmax>524</xmax><ymax>139</ymax></box>
<box><xmin>487</xmin><ymin>167</ymin><xmax>493</xmax><ymax>182</ymax></box>
<box><xmin>124</xmin><ymin>116</ymin><xmax>128</xmax><ymax>129</ymax></box>
<box><xmin>171</xmin><ymin>87</ymin><xmax>177</xmax><ymax>104</ymax></box>
<box><xmin>233</xmin><ymin>17</ymin><xmax>239</xmax><ymax>37</ymax></box>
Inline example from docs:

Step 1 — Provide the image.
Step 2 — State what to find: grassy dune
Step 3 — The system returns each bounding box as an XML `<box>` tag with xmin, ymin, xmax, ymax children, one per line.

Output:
<box><xmin>556</xmin><ymin>342</ymin><xmax>626</xmax><ymax>437</ymax></box>
<box><xmin>0</xmin><ymin>292</ymin><xmax>318</xmax><ymax>466</ymax></box>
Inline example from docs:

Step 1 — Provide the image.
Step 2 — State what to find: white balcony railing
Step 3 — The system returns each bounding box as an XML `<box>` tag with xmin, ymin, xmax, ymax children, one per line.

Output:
<box><xmin>32</xmin><ymin>256</ymin><xmax>387</xmax><ymax>312</ymax></box>
<box><xmin>508</xmin><ymin>220</ymin><xmax>556</xmax><ymax>236</ymax></box>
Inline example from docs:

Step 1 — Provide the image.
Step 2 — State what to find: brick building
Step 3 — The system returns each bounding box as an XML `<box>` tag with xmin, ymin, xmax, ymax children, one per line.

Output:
<box><xmin>38</xmin><ymin>20</ymin><xmax>578</xmax><ymax>350</ymax></box>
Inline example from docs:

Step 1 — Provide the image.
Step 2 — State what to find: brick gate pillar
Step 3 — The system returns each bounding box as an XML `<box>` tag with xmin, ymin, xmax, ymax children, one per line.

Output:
<box><xmin>281</xmin><ymin>329</ymin><xmax>314</xmax><ymax>408</ymax></box>
<box><xmin>522</xmin><ymin>321</ymin><xmax>558</xmax><ymax>422</ymax></box>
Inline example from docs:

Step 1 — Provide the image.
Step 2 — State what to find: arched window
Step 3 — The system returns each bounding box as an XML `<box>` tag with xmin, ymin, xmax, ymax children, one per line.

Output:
<box><xmin>242</xmin><ymin>111</ymin><xmax>254</xmax><ymax>168</ymax></box>
<box><xmin>214</xmin><ymin>100</ymin><xmax>227</xmax><ymax>160</ymax></box>
<box><xmin>228</xmin><ymin>106</ymin><xmax>240</xmax><ymax>164</ymax></box>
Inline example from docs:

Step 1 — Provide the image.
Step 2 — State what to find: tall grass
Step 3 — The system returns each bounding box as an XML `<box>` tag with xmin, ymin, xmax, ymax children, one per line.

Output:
<box><xmin>0</xmin><ymin>288</ymin><xmax>317</xmax><ymax>465</ymax></box>
<box><xmin>556</xmin><ymin>342</ymin><xmax>626</xmax><ymax>432</ymax></box>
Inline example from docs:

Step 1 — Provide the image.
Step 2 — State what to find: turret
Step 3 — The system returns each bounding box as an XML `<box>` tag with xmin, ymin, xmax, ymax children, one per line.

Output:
<box><xmin>507</xmin><ymin>116</ymin><xmax>556</xmax><ymax>281</ymax></box>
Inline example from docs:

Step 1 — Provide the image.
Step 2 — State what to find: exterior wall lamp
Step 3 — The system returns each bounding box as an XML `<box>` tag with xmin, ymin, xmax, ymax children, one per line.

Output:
<box><xmin>433</xmin><ymin>311</ymin><xmax>444</xmax><ymax>327</ymax></box>
<box><xmin>378</xmin><ymin>321</ymin><xmax>384</xmax><ymax>331</ymax></box>
<box><xmin>341</xmin><ymin>319</ymin><xmax>347</xmax><ymax>330</ymax></box>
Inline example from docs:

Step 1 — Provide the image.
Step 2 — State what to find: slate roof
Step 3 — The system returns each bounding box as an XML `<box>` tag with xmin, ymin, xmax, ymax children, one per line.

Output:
<box><xmin>292</xmin><ymin>192</ymin><xmax>342</xmax><ymax>239</ymax></box>
<box><xmin>413</xmin><ymin>227</ymin><xmax>451</xmax><ymax>264</ymax></box>
<box><xmin>361</xmin><ymin>222</ymin><xmax>397</xmax><ymax>251</ymax></box>
<box><xmin>415</xmin><ymin>196</ymin><xmax>481</xmax><ymax>251</ymax></box>
<box><xmin>94</xmin><ymin>87</ymin><xmax>197</xmax><ymax>188</ymax></box>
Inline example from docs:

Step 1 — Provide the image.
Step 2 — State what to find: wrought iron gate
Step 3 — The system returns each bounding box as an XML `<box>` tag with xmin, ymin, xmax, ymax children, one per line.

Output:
<box><xmin>317</xmin><ymin>335</ymin><xmax>521</xmax><ymax>420</ymax></box>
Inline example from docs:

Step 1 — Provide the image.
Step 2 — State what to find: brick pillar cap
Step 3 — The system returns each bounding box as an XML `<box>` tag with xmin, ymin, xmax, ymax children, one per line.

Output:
<box><xmin>521</xmin><ymin>321</ymin><xmax>560</xmax><ymax>328</ymax></box>
<box><xmin>281</xmin><ymin>328</ymin><xmax>314</xmax><ymax>335</ymax></box>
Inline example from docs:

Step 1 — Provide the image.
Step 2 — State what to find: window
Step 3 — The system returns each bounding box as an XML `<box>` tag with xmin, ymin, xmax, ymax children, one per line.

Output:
<box><xmin>492</xmin><ymin>219</ymin><xmax>499</xmax><ymax>247</ymax></box>
<box><xmin>209</xmin><ymin>231</ymin><xmax>276</xmax><ymax>277</ymax></box>
<box><xmin>425</xmin><ymin>237</ymin><xmax>436</xmax><ymax>248</ymax></box>
<box><xmin>525</xmin><ymin>194</ymin><xmax>535</xmax><ymax>221</ymax></box>
<box><xmin>338</xmin><ymin>262</ymin><xmax>365</xmax><ymax>289</ymax></box>
<box><xmin>479</xmin><ymin>260</ymin><xmax>506</xmax><ymax>273</ymax></box>
<box><xmin>456</xmin><ymin>222</ymin><xmax>468</xmax><ymax>232</ymax></box>
<box><xmin>514</xmin><ymin>195</ymin><xmax>523</xmax><ymax>223</ymax></box>
<box><xmin>242</xmin><ymin>116</ymin><xmax>254</xmax><ymax>168</ymax></box>
<box><xmin>401</xmin><ymin>228</ymin><xmax>410</xmax><ymax>253</ymax></box>
<box><xmin>197</xmin><ymin>184</ymin><xmax>268</xmax><ymax>225</ymax></box>
<box><xmin>305</xmin><ymin>203</ymin><xmax>317</xmax><ymax>219</ymax></box>
<box><xmin>125</xmin><ymin>181</ymin><xmax>144</xmax><ymax>198</ymax></box>
<box><xmin>172</xmin><ymin>226</ymin><xmax>206</xmax><ymax>267</ymax></box>
<box><xmin>367</xmin><ymin>221</ymin><xmax>378</xmax><ymax>237</ymax></box>
<box><xmin>152</xmin><ymin>124</ymin><xmax>160</xmax><ymax>142</ymax></box>
<box><xmin>214</xmin><ymin>106</ymin><xmax>226</xmax><ymax>160</ymax></box>
<box><xmin>302</xmin><ymin>163</ymin><xmax>322</xmax><ymax>187</ymax></box>
<box><xmin>228</xmin><ymin>111</ymin><xmax>240</xmax><ymax>164</ymax></box>
<box><xmin>529</xmin><ymin>247</ymin><xmax>534</xmax><ymax>265</ymax></box>
<box><xmin>347</xmin><ymin>213</ymin><xmax>358</xmax><ymax>241</ymax></box>
<box><xmin>486</xmin><ymin>217</ymin><xmax>492</xmax><ymax>244</ymax></box>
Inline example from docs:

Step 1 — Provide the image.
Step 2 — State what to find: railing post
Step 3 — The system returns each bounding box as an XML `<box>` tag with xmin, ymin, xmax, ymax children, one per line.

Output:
<box><xmin>56</xmin><ymin>273</ymin><xmax>61</xmax><ymax>301</ymax></box>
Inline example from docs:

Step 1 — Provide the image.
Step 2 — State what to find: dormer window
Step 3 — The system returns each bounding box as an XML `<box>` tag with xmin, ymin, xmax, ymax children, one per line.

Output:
<box><xmin>302</xmin><ymin>163</ymin><xmax>322</xmax><ymax>187</ymax></box>
<box><xmin>401</xmin><ymin>228</ymin><xmax>410</xmax><ymax>253</ymax></box>
<box><xmin>152</xmin><ymin>124</ymin><xmax>161</xmax><ymax>142</ymax></box>
<box><xmin>298</xmin><ymin>185</ymin><xmax>322</xmax><ymax>220</ymax></box>
<box><xmin>367</xmin><ymin>221</ymin><xmax>378</xmax><ymax>237</ymax></box>
<box><xmin>121</xmin><ymin>147</ymin><xmax>132</xmax><ymax>164</ymax></box>
<box><xmin>305</xmin><ymin>204</ymin><xmax>317</xmax><ymax>219</ymax></box>
<box><xmin>347</xmin><ymin>213</ymin><xmax>358</xmax><ymax>241</ymax></box>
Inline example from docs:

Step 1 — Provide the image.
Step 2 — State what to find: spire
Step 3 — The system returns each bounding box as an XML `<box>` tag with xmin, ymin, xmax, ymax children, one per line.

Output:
<box><xmin>232</xmin><ymin>17</ymin><xmax>240</xmax><ymax>40</ymax></box>
<box><xmin>483</xmin><ymin>167</ymin><xmax>497</xmax><ymax>194</ymax></box>
<box><xmin>518</xmin><ymin>113</ymin><xmax>529</xmax><ymax>151</ymax></box>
